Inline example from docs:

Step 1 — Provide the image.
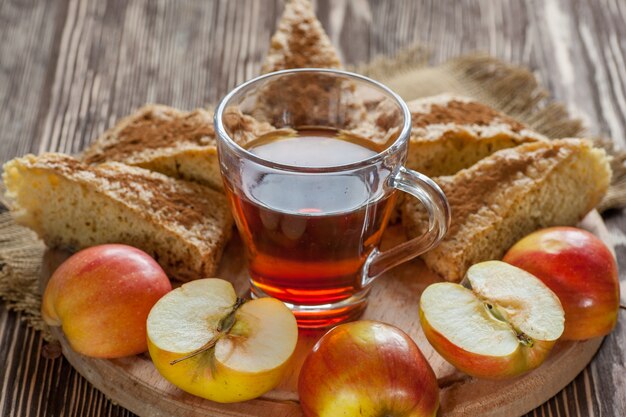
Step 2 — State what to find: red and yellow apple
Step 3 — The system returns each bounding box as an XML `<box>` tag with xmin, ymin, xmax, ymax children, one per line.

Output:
<box><xmin>298</xmin><ymin>320</ymin><xmax>439</xmax><ymax>417</ymax></box>
<box><xmin>504</xmin><ymin>226</ymin><xmax>620</xmax><ymax>340</ymax></box>
<box><xmin>147</xmin><ymin>278</ymin><xmax>298</xmax><ymax>403</ymax></box>
<box><xmin>419</xmin><ymin>261</ymin><xmax>564</xmax><ymax>379</ymax></box>
<box><xmin>42</xmin><ymin>244</ymin><xmax>172</xmax><ymax>358</ymax></box>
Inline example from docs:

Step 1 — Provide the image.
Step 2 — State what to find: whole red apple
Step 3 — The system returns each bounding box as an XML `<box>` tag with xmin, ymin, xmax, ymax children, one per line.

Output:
<box><xmin>504</xmin><ymin>227</ymin><xmax>620</xmax><ymax>340</ymax></box>
<box><xmin>298</xmin><ymin>320</ymin><xmax>439</xmax><ymax>417</ymax></box>
<box><xmin>42</xmin><ymin>244</ymin><xmax>172</xmax><ymax>358</ymax></box>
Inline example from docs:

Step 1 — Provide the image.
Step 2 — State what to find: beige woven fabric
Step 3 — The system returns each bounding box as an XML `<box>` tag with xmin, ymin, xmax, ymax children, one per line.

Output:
<box><xmin>1</xmin><ymin>50</ymin><xmax>625</xmax><ymax>339</ymax></box>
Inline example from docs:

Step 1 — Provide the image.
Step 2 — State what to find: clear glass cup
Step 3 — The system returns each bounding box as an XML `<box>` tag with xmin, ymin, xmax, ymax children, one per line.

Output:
<box><xmin>215</xmin><ymin>69</ymin><xmax>450</xmax><ymax>328</ymax></box>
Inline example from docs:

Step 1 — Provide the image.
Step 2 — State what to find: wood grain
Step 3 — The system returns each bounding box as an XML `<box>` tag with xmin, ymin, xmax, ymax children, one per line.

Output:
<box><xmin>0</xmin><ymin>0</ymin><xmax>624</xmax><ymax>416</ymax></box>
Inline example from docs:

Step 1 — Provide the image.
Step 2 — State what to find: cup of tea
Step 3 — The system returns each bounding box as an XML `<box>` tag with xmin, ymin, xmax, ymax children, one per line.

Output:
<box><xmin>215</xmin><ymin>69</ymin><xmax>450</xmax><ymax>328</ymax></box>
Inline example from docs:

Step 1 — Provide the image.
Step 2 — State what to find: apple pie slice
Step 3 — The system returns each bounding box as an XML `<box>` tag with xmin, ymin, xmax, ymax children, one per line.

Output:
<box><xmin>405</xmin><ymin>94</ymin><xmax>547</xmax><ymax>176</ymax></box>
<box><xmin>3</xmin><ymin>153</ymin><xmax>233</xmax><ymax>281</ymax></box>
<box><xmin>82</xmin><ymin>105</ymin><xmax>274</xmax><ymax>191</ymax></box>
<box><xmin>351</xmin><ymin>94</ymin><xmax>546</xmax><ymax>174</ymax></box>
<box><xmin>403</xmin><ymin>139</ymin><xmax>611</xmax><ymax>282</ymax></box>
<box><xmin>255</xmin><ymin>0</ymin><xmax>370</xmax><ymax>132</ymax></box>
<box><xmin>261</xmin><ymin>0</ymin><xmax>342</xmax><ymax>73</ymax></box>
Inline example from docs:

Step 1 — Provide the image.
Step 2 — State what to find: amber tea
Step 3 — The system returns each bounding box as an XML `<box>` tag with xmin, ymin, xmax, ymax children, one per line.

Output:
<box><xmin>224</xmin><ymin>129</ymin><xmax>398</xmax><ymax>309</ymax></box>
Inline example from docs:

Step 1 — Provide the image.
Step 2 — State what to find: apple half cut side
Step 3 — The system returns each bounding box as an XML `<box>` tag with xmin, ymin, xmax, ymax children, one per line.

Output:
<box><xmin>147</xmin><ymin>278</ymin><xmax>298</xmax><ymax>403</ymax></box>
<box><xmin>419</xmin><ymin>261</ymin><xmax>565</xmax><ymax>379</ymax></box>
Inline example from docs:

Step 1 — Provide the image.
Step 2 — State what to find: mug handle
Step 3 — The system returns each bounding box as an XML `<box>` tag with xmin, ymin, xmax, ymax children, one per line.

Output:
<box><xmin>362</xmin><ymin>166</ymin><xmax>451</xmax><ymax>287</ymax></box>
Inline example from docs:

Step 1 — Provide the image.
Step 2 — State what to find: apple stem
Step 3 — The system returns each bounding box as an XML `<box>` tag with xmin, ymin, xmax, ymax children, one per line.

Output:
<box><xmin>620</xmin><ymin>303</ymin><xmax>626</xmax><ymax>311</ymax></box>
<box><xmin>168</xmin><ymin>335</ymin><xmax>220</xmax><ymax>365</ymax></box>
<box><xmin>218</xmin><ymin>297</ymin><xmax>246</xmax><ymax>333</ymax></box>
<box><xmin>169</xmin><ymin>297</ymin><xmax>247</xmax><ymax>366</ymax></box>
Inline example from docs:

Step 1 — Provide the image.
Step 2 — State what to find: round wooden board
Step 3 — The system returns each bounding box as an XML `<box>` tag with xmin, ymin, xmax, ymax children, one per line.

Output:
<box><xmin>40</xmin><ymin>211</ymin><xmax>610</xmax><ymax>417</ymax></box>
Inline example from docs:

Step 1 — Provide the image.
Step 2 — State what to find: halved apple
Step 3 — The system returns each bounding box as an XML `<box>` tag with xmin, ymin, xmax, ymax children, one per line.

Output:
<box><xmin>419</xmin><ymin>261</ymin><xmax>565</xmax><ymax>379</ymax></box>
<box><xmin>146</xmin><ymin>278</ymin><xmax>298</xmax><ymax>403</ymax></box>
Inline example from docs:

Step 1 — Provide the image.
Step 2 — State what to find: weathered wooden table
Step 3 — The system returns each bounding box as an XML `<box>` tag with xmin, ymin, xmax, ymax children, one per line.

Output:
<box><xmin>1</xmin><ymin>0</ymin><xmax>624</xmax><ymax>416</ymax></box>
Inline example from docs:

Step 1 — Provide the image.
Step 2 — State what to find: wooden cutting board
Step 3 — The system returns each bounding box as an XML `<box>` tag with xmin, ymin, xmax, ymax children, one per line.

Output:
<box><xmin>39</xmin><ymin>211</ymin><xmax>609</xmax><ymax>417</ymax></box>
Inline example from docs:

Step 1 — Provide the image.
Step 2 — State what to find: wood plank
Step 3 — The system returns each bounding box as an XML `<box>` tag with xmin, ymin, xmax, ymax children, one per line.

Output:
<box><xmin>0</xmin><ymin>0</ymin><xmax>69</xmax><ymax>159</ymax></box>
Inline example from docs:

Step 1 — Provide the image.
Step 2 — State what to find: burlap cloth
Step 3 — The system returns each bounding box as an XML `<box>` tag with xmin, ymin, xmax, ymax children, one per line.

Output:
<box><xmin>1</xmin><ymin>48</ymin><xmax>625</xmax><ymax>341</ymax></box>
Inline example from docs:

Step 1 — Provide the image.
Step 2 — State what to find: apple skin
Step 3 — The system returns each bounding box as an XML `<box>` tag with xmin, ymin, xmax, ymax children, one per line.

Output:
<box><xmin>298</xmin><ymin>320</ymin><xmax>439</xmax><ymax>417</ymax></box>
<box><xmin>503</xmin><ymin>227</ymin><xmax>620</xmax><ymax>340</ymax></box>
<box><xmin>419</xmin><ymin>307</ymin><xmax>556</xmax><ymax>379</ymax></box>
<box><xmin>147</xmin><ymin>335</ymin><xmax>292</xmax><ymax>403</ymax></box>
<box><xmin>42</xmin><ymin>244</ymin><xmax>172</xmax><ymax>358</ymax></box>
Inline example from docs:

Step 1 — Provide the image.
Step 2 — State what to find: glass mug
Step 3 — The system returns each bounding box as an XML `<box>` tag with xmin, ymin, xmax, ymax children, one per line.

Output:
<box><xmin>215</xmin><ymin>69</ymin><xmax>450</xmax><ymax>328</ymax></box>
